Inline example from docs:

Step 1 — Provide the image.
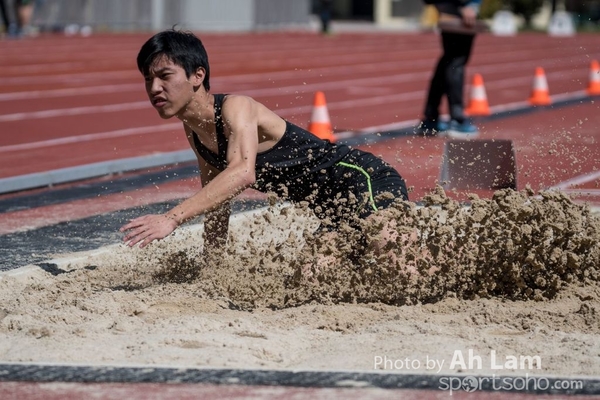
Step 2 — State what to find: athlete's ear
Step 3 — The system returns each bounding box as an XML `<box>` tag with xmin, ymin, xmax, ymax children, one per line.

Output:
<box><xmin>190</xmin><ymin>67</ymin><xmax>206</xmax><ymax>89</ymax></box>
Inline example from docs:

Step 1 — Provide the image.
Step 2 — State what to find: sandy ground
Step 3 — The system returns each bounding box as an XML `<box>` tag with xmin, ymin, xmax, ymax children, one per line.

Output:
<box><xmin>0</xmin><ymin>188</ymin><xmax>599</xmax><ymax>379</ymax></box>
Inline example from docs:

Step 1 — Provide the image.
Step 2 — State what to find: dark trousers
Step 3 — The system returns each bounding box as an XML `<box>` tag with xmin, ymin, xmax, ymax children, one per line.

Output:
<box><xmin>424</xmin><ymin>30</ymin><xmax>475</xmax><ymax>123</ymax></box>
<box><xmin>320</xmin><ymin>10</ymin><xmax>331</xmax><ymax>33</ymax></box>
<box><xmin>0</xmin><ymin>0</ymin><xmax>10</xmax><ymax>32</ymax></box>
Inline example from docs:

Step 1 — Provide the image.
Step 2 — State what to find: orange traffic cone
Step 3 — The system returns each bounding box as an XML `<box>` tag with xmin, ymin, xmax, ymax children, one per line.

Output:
<box><xmin>587</xmin><ymin>60</ymin><xmax>600</xmax><ymax>96</ymax></box>
<box><xmin>529</xmin><ymin>67</ymin><xmax>551</xmax><ymax>106</ymax></box>
<box><xmin>308</xmin><ymin>91</ymin><xmax>335</xmax><ymax>142</ymax></box>
<box><xmin>465</xmin><ymin>73</ymin><xmax>490</xmax><ymax>116</ymax></box>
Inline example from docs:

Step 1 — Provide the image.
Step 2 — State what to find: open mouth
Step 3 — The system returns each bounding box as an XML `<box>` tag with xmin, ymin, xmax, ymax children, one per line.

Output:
<box><xmin>152</xmin><ymin>98</ymin><xmax>167</xmax><ymax>108</ymax></box>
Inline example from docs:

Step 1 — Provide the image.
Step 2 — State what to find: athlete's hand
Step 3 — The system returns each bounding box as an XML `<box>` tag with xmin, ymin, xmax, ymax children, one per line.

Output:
<box><xmin>460</xmin><ymin>6</ymin><xmax>477</xmax><ymax>27</ymax></box>
<box><xmin>120</xmin><ymin>214</ymin><xmax>178</xmax><ymax>248</ymax></box>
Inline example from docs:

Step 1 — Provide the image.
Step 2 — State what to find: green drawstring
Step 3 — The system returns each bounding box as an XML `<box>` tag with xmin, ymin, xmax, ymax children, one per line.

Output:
<box><xmin>336</xmin><ymin>161</ymin><xmax>377</xmax><ymax>213</ymax></box>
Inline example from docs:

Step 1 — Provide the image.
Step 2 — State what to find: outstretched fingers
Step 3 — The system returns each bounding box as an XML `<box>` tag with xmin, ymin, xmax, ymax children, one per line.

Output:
<box><xmin>126</xmin><ymin>229</ymin><xmax>150</xmax><ymax>247</ymax></box>
<box><xmin>120</xmin><ymin>216</ymin><xmax>153</xmax><ymax>247</ymax></box>
<box><xmin>119</xmin><ymin>216</ymin><xmax>146</xmax><ymax>233</ymax></box>
<box><xmin>119</xmin><ymin>214</ymin><xmax>178</xmax><ymax>248</ymax></box>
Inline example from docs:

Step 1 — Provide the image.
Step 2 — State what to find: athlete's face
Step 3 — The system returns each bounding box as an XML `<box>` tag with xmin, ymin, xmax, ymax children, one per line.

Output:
<box><xmin>144</xmin><ymin>56</ymin><xmax>204</xmax><ymax>119</ymax></box>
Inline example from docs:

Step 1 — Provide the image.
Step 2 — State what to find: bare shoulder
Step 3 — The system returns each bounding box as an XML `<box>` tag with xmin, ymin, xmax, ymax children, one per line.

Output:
<box><xmin>221</xmin><ymin>94</ymin><xmax>285</xmax><ymax>142</ymax></box>
<box><xmin>222</xmin><ymin>94</ymin><xmax>277</xmax><ymax>116</ymax></box>
<box><xmin>221</xmin><ymin>94</ymin><xmax>255</xmax><ymax>112</ymax></box>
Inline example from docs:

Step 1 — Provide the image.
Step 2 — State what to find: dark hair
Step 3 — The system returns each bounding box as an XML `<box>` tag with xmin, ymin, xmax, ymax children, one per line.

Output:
<box><xmin>137</xmin><ymin>29</ymin><xmax>210</xmax><ymax>91</ymax></box>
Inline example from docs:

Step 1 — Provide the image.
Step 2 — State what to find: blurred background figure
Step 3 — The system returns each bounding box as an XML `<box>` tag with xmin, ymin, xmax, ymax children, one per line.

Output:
<box><xmin>418</xmin><ymin>0</ymin><xmax>481</xmax><ymax>138</ymax></box>
<box><xmin>0</xmin><ymin>0</ymin><xmax>36</xmax><ymax>38</ymax></box>
<box><xmin>319</xmin><ymin>0</ymin><xmax>333</xmax><ymax>34</ymax></box>
<box><xmin>0</xmin><ymin>0</ymin><xmax>7</xmax><ymax>36</ymax></box>
<box><xmin>0</xmin><ymin>0</ymin><xmax>15</xmax><ymax>37</ymax></box>
<box><xmin>15</xmin><ymin>0</ymin><xmax>35</xmax><ymax>36</ymax></box>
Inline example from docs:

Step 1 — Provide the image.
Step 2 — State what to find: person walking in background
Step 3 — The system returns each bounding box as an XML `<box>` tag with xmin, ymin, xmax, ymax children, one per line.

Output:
<box><xmin>0</xmin><ymin>0</ymin><xmax>35</xmax><ymax>38</ymax></box>
<box><xmin>418</xmin><ymin>0</ymin><xmax>481</xmax><ymax>138</ymax></box>
<box><xmin>0</xmin><ymin>1</ymin><xmax>8</xmax><ymax>36</ymax></box>
<box><xmin>15</xmin><ymin>0</ymin><xmax>35</xmax><ymax>36</ymax></box>
<box><xmin>319</xmin><ymin>0</ymin><xmax>333</xmax><ymax>34</ymax></box>
<box><xmin>0</xmin><ymin>0</ymin><xmax>15</xmax><ymax>37</ymax></box>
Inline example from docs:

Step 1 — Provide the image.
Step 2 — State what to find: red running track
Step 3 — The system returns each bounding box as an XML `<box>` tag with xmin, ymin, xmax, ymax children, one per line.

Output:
<box><xmin>1</xmin><ymin>381</ymin><xmax>598</xmax><ymax>400</ymax></box>
<box><xmin>1</xmin><ymin>31</ymin><xmax>599</xmax><ymax>231</ymax></box>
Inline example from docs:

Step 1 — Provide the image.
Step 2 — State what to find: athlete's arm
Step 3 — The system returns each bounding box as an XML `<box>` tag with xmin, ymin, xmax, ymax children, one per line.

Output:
<box><xmin>198</xmin><ymin>159</ymin><xmax>231</xmax><ymax>250</ymax></box>
<box><xmin>120</xmin><ymin>96</ymin><xmax>259</xmax><ymax>248</ymax></box>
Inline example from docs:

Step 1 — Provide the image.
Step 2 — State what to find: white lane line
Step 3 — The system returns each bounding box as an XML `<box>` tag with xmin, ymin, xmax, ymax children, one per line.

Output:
<box><xmin>0</xmin><ymin>73</ymin><xmax>426</xmax><ymax>122</ymax></box>
<box><xmin>0</xmin><ymin>150</ymin><xmax>196</xmax><ymax>194</ymax></box>
<box><xmin>0</xmin><ymin>88</ymin><xmax>593</xmax><ymax>153</ymax></box>
<box><xmin>13</xmin><ymin>48</ymin><xmax>578</xmax><ymax>92</ymax></box>
<box><xmin>557</xmin><ymin>188</ymin><xmax>600</xmax><ymax>196</ymax></box>
<box><xmin>0</xmin><ymin>123</ymin><xmax>181</xmax><ymax>153</ymax></box>
<box><xmin>0</xmin><ymin>91</ymin><xmax>420</xmax><ymax>152</ymax></box>
<box><xmin>0</xmin><ymin>78</ymin><xmax>587</xmax><ymax>126</ymax></box>
<box><xmin>0</xmin><ymin>46</ymin><xmax>588</xmax><ymax>91</ymax></box>
<box><xmin>0</xmin><ymin>84</ymin><xmax>142</xmax><ymax>101</ymax></box>
<box><xmin>0</xmin><ymin>101</ymin><xmax>149</xmax><ymax>122</ymax></box>
<box><xmin>0</xmin><ymin>88</ymin><xmax>421</xmax><ymax>134</ymax></box>
<box><xmin>478</xmin><ymin>89</ymin><xmax>586</xmax><ymax>114</ymax></box>
<box><xmin>0</xmin><ymin>70</ymin><xmax>139</xmax><ymax>85</ymax></box>
<box><xmin>0</xmin><ymin>57</ymin><xmax>134</xmax><ymax>74</ymax></box>
<box><xmin>0</xmin><ymin>67</ymin><xmax>588</xmax><ymax>123</ymax></box>
<box><xmin>550</xmin><ymin>170</ymin><xmax>600</xmax><ymax>190</ymax></box>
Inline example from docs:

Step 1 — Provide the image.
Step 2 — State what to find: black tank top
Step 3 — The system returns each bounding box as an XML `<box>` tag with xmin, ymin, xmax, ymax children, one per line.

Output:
<box><xmin>191</xmin><ymin>94</ymin><xmax>352</xmax><ymax>201</ymax></box>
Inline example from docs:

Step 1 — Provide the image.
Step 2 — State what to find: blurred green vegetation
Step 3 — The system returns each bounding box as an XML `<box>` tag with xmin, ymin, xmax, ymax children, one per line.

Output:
<box><xmin>480</xmin><ymin>0</ymin><xmax>505</xmax><ymax>19</ymax></box>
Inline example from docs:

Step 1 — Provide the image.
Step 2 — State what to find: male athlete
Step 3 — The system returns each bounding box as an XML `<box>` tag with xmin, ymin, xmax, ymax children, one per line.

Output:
<box><xmin>120</xmin><ymin>29</ymin><xmax>409</xmax><ymax>249</ymax></box>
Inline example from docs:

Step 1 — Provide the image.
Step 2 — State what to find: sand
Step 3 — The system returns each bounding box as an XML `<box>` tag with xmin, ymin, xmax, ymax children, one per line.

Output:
<box><xmin>0</xmin><ymin>188</ymin><xmax>599</xmax><ymax>378</ymax></box>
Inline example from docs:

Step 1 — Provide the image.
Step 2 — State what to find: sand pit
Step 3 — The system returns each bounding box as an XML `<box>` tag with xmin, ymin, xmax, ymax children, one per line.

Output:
<box><xmin>0</xmin><ymin>188</ymin><xmax>599</xmax><ymax>379</ymax></box>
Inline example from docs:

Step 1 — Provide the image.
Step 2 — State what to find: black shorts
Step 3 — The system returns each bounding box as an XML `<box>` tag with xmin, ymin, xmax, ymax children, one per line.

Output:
<box><xmin>310</xmin><ymin>149</ymin><xmax>408</xmax><ymax>225</ymax></box>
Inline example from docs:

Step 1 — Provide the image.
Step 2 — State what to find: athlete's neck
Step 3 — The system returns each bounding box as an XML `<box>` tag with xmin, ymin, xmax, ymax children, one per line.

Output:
<box><xmin>177</xmin><ymin>92</ymin><xmax>214</xmax><ymax>132</ymax></box>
